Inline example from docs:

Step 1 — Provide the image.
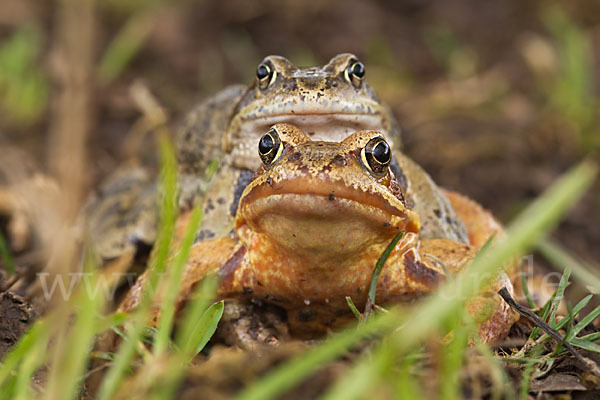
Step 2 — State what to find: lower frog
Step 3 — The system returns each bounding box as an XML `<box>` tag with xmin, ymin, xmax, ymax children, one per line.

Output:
<box><xmin>120</xmin><ymin>124</ymin><xmax>518</xmax><ymax>345</ymax></box>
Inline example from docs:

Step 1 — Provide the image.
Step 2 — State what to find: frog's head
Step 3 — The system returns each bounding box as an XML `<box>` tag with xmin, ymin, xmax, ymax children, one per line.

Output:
<box><xmin>226</xmin><ymin>54</ymin><xmax>399</xmax><ymax>169</ymax></box>
<box><xmin>236</xmin><ymin>124</ymin><xmax>419</xmax><ymax>263</ymax></box>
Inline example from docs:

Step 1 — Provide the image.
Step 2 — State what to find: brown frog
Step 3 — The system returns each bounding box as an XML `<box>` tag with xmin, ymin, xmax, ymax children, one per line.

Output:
<box><xmin>84</xmin><ymin>54</ymin><xmax>466</xmax><ymax>262</ymax></box>
<box><xmin>120</xmin><ymin>124</ymin><xmax>517</xmax><ymax>344</ymax></box>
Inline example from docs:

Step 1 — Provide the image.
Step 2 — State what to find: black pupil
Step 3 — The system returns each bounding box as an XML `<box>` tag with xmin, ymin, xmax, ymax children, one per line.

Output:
<box><xmin>257</xmin><ymin>64</ymin><xmax>270</xmax><ymax>80</ymax></box>
<box><xmin>259</xmin><ymin>134</ymin><xmax>274</xmax><ymax>155</ymax></box>
<box><xmin>372</xmin><ymin>141</ymin><xmax>390</xmax><ymax>163</ymax></box>
<box><xmin>351</xmin><ymin>62</ymin><xmax>365</xmax><ymax>78</ymax></box>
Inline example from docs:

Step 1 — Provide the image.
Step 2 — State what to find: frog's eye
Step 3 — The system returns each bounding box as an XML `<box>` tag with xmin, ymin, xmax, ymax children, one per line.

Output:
<box><xmin>256</xmin><ymin>62</ymin><xmax>277</xmax><ymax>90</ymax></box>
<box><xmin>258</xmin><ymin>128</ymin><xmax>283</xmax><ymax>166</ymax></box>
<box><xmin>345</xmin><ymin>60</ymin><xmax>365</xmax><ymax>88</ymax></box>
<box><xmin>361</xmin><ymin>136</ymin><xmax>391</xmax><ymax>176</ymax></box>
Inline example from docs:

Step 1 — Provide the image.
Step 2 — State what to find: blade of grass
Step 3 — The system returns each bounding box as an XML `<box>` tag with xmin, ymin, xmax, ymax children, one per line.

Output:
<box><xmin>554</xmin><ymin>294</ymin><xmax>592</xmax><ymax>331</ymax></box>
<box><xmin>579</xmin><ymin>332</ymin><xmax>600</xmax><ymax>342</ymax></box>
<box><xmin>570</xmin><ymin>338</ymin><xmax>600</xmax><ymax>353</ymax></box>
<box><xmin>520</xmin><ymin>268</ymin><xmax>536</xmax><ymax>309</ymax></box>
<box><xmin>439</xmin><ymin>314</ymin><xmax>468</xmax><ymax>400</ymax></box>
<box><xmin>363</xmin><ymin>231</ymin><xmax>404</xmax><ymax>320</ymax></box>
<box><xmin>345</xmin><ymin>296</ymin><xmax>362</xmax><ymax>320</ymax></box>
<box><xmin>151</xmin><ymin>280</ymin><xmax>223</xmax><ymax>400</ymax></box>
<box><xmin>529</xmin><ymin>270</ymin><xmax>570</xmax><ymax>341</ymax></box>
<box><xmin>153</xmin><ymin>205</ymin><xmax>203</xmax><ymax>356</ymax></box>
<box><xmin>520</xmin><ymin>345</ymin><xmax>544</xmax><ymax>400</ymax></box>
<box><xmin>45</xmin><ymin>275</ymin><xmax>106</xmax><ymax>400</ymax></box>
<box><xmin>549</xmin><ymin>269</ymin><xmax>571</xmax><ymax>328</ymax></box>
<box><xmin>321</xmin><ymin>338</ymin><xmax>396</xmax><ymax>400</ymax></box>
<box><xmin>236</xmin><ymin>310</ymin><xmax>400</xmax><ymax>400</ymax></box>
<box><xmin>538</xmin><ymin>238</ymin><xmax>600</xmax><ymax>293</ymax></box>
<box><xmin>236</xmin><ymin>160</ymin><xmax>596</xmax><ymax>400</ymax></box>
<box><xmin>175</xmin><ymin>274</ymin><xmax>219</xmax><ymax>355</ymax></box>
<box><xmin>181</xmin><ymin>300</ymin><xmax>224</xmax><ymax>363</ymax></box>
<box><xmin>98</xmin><ymin>11</ymin><xmax>155</xmax><ymax>86</ymax></box>
<box><xmin>97</xmin><ymin>133</ymin><xmax>178</xmax><ymax>400</ymax></box>
<box><xmin>567</xmin><ymin>303</ymin><xmax>600</xmax><ymax>340</ymax></box>
<box><xmin>394</xmin><ymin>351</ymin><xmax>425</xmax><ymax>399</ymax></box>
<box><xmin>0</xmin><ymin>319</ymin><xmax>51</xmax><ymax>393</ymax></box>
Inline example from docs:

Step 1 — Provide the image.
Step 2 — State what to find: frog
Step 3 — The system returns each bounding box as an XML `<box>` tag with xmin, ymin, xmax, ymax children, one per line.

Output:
<box><xmin>83</xmin><ymin>54</ymin><xmax>467</xmax><ymax>265</ymax></box>
<box><xmin>119</xmin><ymin>124</ymin><xmax>518</xmax><ymax>344</ymax></box>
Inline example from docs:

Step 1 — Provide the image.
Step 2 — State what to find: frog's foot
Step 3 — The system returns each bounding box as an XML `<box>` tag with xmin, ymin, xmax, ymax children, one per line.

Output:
<box><xmin>117</xmin><ymin>237</ymin><xmax>237</xmax><ymax>319</ymax></box>
<box><xmin>215</xmin><ymin>300</ymin><xmax>290</xmax><ymax>351</ymax></box>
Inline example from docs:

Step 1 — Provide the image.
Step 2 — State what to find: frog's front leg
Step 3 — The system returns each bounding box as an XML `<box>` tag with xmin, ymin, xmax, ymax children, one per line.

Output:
<box><xmin>117</xmin><ymin>237</ymin><xmax>237</xmax><ymax>316</ymax></box>
<box><xmin>374</xmin><ymin>236</ymin><xmax>516</xmax><ymax>343</ymax></box>
<box><xmin>193</xmin><ymin>166</ymin><xmax>255</xmax><ymax>241</ymax></box>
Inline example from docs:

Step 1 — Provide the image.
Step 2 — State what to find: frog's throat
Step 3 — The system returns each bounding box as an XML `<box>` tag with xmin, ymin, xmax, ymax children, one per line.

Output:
<box><xmin>237</xmin><ymin>192</ymin><xmax>415</xmax><ymax>265</ymax></box>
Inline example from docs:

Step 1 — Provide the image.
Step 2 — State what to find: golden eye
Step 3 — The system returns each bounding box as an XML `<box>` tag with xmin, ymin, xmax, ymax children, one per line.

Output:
<box><xmin>344</xmin><ymin>60</ymin><xmax>365</xmax><ymax>88</ymax></box>
<box><xmin>256</xmin><ymin>62</ymin><xmax>277</xmax><ymax>90</ymax></box>
<box><xmin>258</xmin><ymin>128</ymin><xmax>283</xmax><ymax>166</ymax></box>
<box><xmin>360</xmin><ymin>136</ymin><xmax>391</xmax><ymax>176</ymax></box>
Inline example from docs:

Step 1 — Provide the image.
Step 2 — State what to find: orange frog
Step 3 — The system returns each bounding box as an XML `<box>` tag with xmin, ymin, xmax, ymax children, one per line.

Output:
<box><xmin>120</xmin><ymin>124</ymin><xmax>518</xmax><ymax>344</ymax></box>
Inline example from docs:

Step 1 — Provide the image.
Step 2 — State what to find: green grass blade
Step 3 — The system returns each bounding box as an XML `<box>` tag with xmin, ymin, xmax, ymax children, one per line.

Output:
<box><xmin>549</xmin><ymin>269</ymin><xmax>571</xmax><ymax>328</ymax></box>
<box><xmin>529</xmin><ymin>269</ymin><xmax>570</xmax><ymax>340</ymax></box>
<box><xmin>45</xmin><ymin>279</ymin><xmax>106</xmax><ymax>400</ymax></box>
<box><xmin>520</xmin><ymin>268</ymin><xmax>536</xmax><ymax>309</ymax></box>
<box><xmin>367</xmin><ymin>232</ymin><xmax>404</xmax><ymax>306</ymax></box>
<box><xmin>98</xmin><ymin>12</ymin><xmax>154</xmax><ymax>85</ymax></box>
<box><xmin>394</xmin><ymin>352</ymin><xmax>425</xmax><ymax>399</ymax></box>
<box><xmin>579</xmin><ymin>332</ymin><xmax>600</xmax><ymax>342</ymax></box>
<box><xmin>321</xmin><ymin>339</ymin><xmax>394</xmax><ymax>400</ymax></box>
<box><xmin>569</xmin><ymin>338</ymin><xmax>600</xmax><ymax>353</ymax></box>
<box><xmin>97</xmin><ymin>134</ymin><xmax>178</xmax><ymax>400</ymax></box>
<box><xmin>554</xmin><ymin>294</ymin><xmax>592</xmax><ymax>331</ymax></box>
<box><xmin>182</xmin><ymin>300</ymin><xmax>224</xmax><ymax>363</ymax></box>
<box><xmin>530</xmin><ymin>297</ymin><xmax>553</xmax><ymax>341</ymax></box>
<box><xmin>0</xmin><ymin>319</ymin><xmax>50</xmax><ymax>388</ymax></box>
<box><xmin>439</xmin><ymin>314</ymin><xmax>468</xmax><ymax>400</ymax></box>
<box><xmin>175</xmin><ymin>274</ymin><xmax>218</xmax><ymax>354</ymax></box>
<box><xmin>236</xmin><ymin>312</ymin><xmax>399</xmax><ymax>400</ymax></box>
<box><xmin>345</xmin><ymin>296</ymin><xmax>361</xmax><ymax>320</ymax></box>
<box><xmin>568</xmin><ymin>304</ymin><xmax>600</xmax><ymax>340</ymax></box>
<box><xmin>538</xmin><ymin>238</ymin><xmax>600</xmax><ymax>293</ymax></box>
<box><xmin>154</xmin><ymin>205</ymin><xmax>203</xmax><ymax>356</ymax></box>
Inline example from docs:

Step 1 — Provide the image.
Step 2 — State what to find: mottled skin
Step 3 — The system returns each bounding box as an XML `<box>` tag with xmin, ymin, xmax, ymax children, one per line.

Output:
<box><xmin>120</xmin><ymin>124</ymin><xmax>517</xmax><ymax>343</ymax></box>
<box><xmin>84</xmin><ymin>53</ymin><xmax>466</xmax><ymax>263</ymax></box>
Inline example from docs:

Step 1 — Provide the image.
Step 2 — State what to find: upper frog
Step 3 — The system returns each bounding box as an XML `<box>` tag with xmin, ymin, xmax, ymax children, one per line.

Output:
<box><xmin>120</xmin><ymin>124</ymin><xmax>517</xmax><ymax>343</ymax></box>
<box><xmin>178</xmin><ymin>53</ymin><xmax>400</xmax><ymax>184</ymax></box>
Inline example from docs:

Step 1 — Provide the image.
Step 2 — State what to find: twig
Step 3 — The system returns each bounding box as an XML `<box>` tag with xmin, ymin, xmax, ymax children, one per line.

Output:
<box><xmin>498</xmin><ymin>287</ymin><xmax>600</xmax><ymax>376</ymax></box>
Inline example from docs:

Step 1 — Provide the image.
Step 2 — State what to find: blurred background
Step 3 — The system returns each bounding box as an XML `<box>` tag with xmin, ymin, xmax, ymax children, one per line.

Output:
<box><xmin>0</xmin><ymin>0</ymin><xmax>598</xmax><ymax>270</ymax></box>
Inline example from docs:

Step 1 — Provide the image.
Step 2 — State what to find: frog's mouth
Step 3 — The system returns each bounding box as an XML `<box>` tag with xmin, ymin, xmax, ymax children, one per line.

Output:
<box><xmin>238</xmin><ymin>179</ymin><xmax>419</xmax><ymax>261</ymax></box>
